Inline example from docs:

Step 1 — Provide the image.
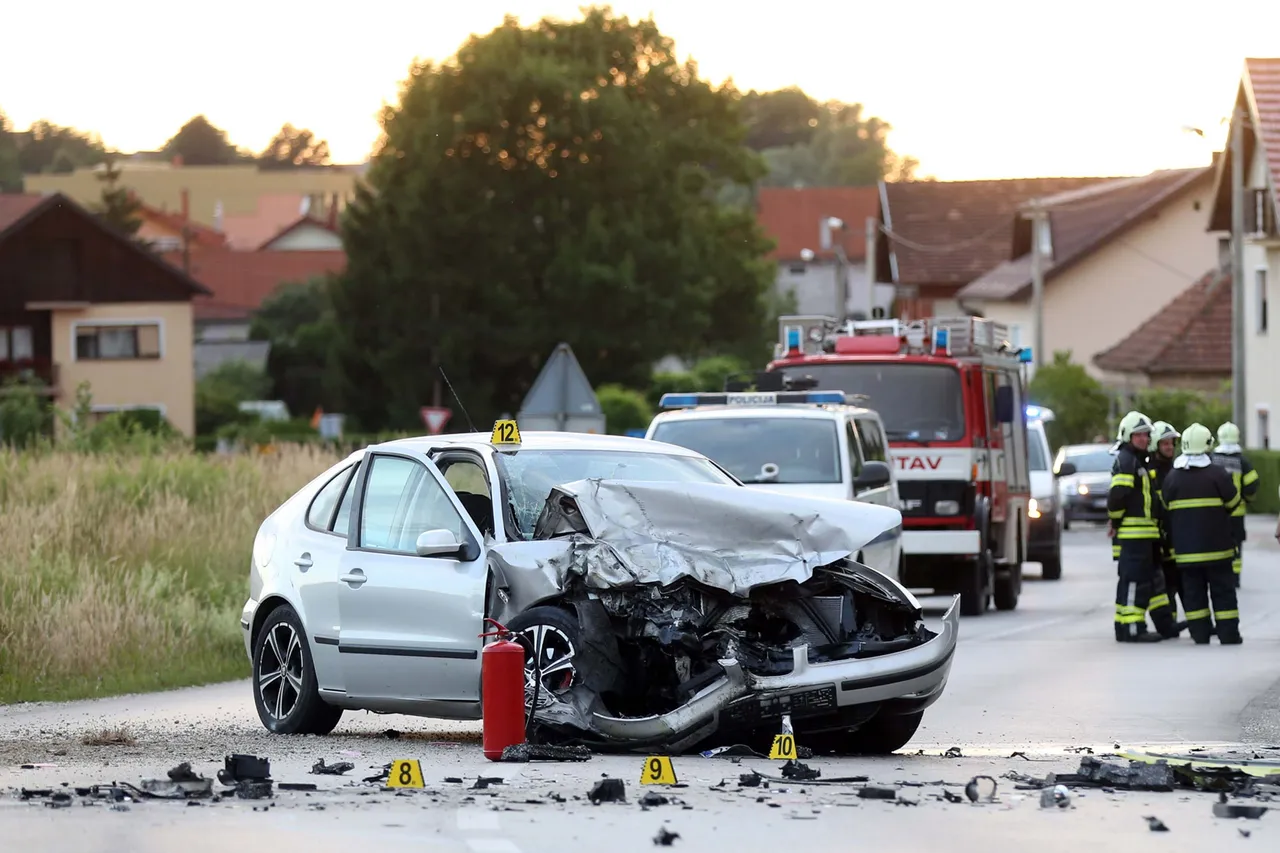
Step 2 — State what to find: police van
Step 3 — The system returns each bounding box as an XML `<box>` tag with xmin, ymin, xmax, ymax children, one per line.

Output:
<box><xmin>644</xmin><ymin>388</ymin><xmax>902</xmax><ymax>580</ymax></box>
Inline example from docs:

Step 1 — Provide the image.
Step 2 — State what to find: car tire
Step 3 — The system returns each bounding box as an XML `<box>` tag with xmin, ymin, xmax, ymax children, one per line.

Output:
<box><xmin>994</xmin><ymin>563</ymin><xmax>1020</xmax><ymax>610</ymax></box>
<box><xmin>959</xmin><ymin>550</ymin><xmax>992</xmax><ymax>617</ymax></box>
<box><xmin>252</xmin><ymin>604</ymin><xmax>343</xmax><ymax>735</ymax></box>
<box><xmin>505</xmin><ymin>606</ymin><xmax>582</xmax><ymax>711</ymax></box>
<box><xmin>1041</xmin><ymin>550</ymin><xmax>1063</xmax><ymax>580</ymax></box>
<box><xmin>843</xmin><ymin>711</ymin><xmax>925</xmax><ymax>755</ymax></box>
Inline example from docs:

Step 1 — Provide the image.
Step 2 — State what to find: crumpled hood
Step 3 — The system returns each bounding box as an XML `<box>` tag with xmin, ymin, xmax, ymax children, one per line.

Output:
<box><xmin>531</xmin><ymin>478</ymin><xmax>902</xmax><ymax>595</ymax></box>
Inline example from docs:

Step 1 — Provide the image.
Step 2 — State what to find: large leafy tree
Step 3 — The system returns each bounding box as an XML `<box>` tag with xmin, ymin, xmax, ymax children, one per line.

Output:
<box><xmin>0</xmin><ymin>109</ymin><xmax>22</xmax><ymax>191</ymax></box>
<box><xmin>9</xmin><ymin>118</ymin><xmax>107</xmax><ymax>175</ymax></box>
<box><xmin>249</xmin><ymin>276</ymin><xmax>341</xmax><ymax>416</ymax></box>
<box><xmin>332</xmin><ymin>7</ymin><xmax>776</xmax><ymax>430</ymax></box>
<box><xmin>162</xmin><ymin>115</ymin><xmax>248</xmax><ymax>165</ymax></box>
<box><xmin>258</xmin><ymin>123</ymin><xmax>331</xmax><ymax>169</ymax></box>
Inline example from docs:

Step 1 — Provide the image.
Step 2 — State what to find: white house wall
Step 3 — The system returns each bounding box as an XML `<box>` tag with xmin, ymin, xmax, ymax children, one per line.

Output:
<box><xmin>774</xmin><ymin>259</ymin><xmax>892</xmax><ymax>319</ymax></box>
<box><xmin>266</xmin><ymin>225</ymin><xmax>344</xmax><ymax>251</ymax></box>
<box><xmin>1241</xmin><ymin>139</ymin><xmax>1278</xmax><ymax>449</ymax></box>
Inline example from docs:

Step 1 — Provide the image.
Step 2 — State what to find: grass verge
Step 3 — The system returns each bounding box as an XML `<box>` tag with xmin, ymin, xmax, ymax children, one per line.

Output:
<box><xmin>0</xmin><ymin>444</ymin><xmax>340</xmax><ymax>704</ymax></box>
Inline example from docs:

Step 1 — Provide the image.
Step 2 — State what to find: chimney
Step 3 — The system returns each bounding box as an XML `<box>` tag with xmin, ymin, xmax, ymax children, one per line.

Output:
<box><xmin>180</xmin><ymin>189</ymin><xmax>190</xmax><ymax>224</ymax></box>
<box><xmin>327</xmin><ymin>194</ymin><xmax>338</xmax><ymax>229</ymax></box>
<box><xmin>214</xmin><ymin>200</ymin><xmax>224</xmax><ymax>232</ymax></box>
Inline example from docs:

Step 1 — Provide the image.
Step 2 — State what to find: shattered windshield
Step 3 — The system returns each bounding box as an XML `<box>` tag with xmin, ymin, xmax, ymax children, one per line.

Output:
<box><xmin>650</xmin><ymin>417</ymin><xmax>842</xmax><ymax>485</ymax></box>
<box><xmin>775</xmin><ymin>363</ymin><xmax>964</xmax><ymax>442</ymax></box>
<box><xmin>494</xmin><ymin>449</ymin><xmax>735</xmax><ymax>540</ymax></box>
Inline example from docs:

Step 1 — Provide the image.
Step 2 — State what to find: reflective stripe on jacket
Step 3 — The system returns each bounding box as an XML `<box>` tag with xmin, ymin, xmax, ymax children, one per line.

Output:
<box><xmin>1210</xmin><ymin>451</ymin><xmax>1259</xmax><ymax>517</ymax></box>
<box><xmin>1108</xmin><ymin>445</ymin><xmax>1160</xmax><ymax>540</ymax></box>
<box><xmin>1161</xmin><ymin>463</ymin><xmax>1240</xmax><ymax>564</ymax></box>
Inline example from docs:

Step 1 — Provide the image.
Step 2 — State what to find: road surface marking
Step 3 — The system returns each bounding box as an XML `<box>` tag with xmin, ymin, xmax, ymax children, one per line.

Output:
<box><xmin>466</xmin><ymin>841</ymin><xmax>521</xmax><ymax>853</ymax></box>
<box><xmin>457</xmin><ymin>808</ymin><xmax>501</xmax><ymax>831</ymax></box>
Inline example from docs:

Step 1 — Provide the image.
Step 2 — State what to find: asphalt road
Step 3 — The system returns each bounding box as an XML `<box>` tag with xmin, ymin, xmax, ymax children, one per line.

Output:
<box><xmin>3</xmin><ymin>519</ymin><xmax>1279</xmax><ymax>851</ymax></box>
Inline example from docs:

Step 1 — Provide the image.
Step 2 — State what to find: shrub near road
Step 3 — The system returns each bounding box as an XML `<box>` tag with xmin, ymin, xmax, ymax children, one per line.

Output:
<box><xmin>0</xmin><ymin>445</ymin><xmax>340</xmax><ymax>704</ymax></box>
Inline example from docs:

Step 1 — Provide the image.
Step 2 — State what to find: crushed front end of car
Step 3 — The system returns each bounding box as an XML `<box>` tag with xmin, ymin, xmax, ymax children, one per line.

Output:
<box><xmin>488</xmin><ymin>479</ymin><xmax>959</xmax><ymax>754</ymax></box>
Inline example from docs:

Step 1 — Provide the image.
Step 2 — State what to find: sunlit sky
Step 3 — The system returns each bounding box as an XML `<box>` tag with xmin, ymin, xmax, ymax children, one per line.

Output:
<box><xmin>3</xmin><ymin>1</ymin><xmax>1278</xmax><ymax>180</ymax></box>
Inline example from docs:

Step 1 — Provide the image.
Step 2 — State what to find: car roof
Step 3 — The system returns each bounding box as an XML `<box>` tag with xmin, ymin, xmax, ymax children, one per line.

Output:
<box><xmin>1061</xmin><ymin>443</ymin><xmax>1112</xmax><ymax>453</ymax></box>
<box><xmin>376</xmin><ymin>430</ymin><xmax>709</xmax><ymax>459</ymax></box>
<box><xmin>651</xmin><ymin>404</ymin><xmax>877</xmax><ymax>421</ymax></box>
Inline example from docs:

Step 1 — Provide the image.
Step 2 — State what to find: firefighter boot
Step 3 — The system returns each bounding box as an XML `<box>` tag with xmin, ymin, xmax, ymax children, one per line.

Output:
<box><xmin>1147</xmin><ymin>562</ymin><xmax>1181</xmax><ymax>639</ymax></box>
<box><xmin>1209</xmin><ymin>562</ymin><xmax>1242</xmax><ymax>644</ymax></box>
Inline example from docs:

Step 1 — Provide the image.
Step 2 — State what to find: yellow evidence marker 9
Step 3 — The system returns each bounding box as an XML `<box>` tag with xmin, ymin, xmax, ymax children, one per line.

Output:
<box><xmin>640</xmin><ymin>756</ymin><xmax>678</xmax><ymax>785</ymax></box>
<box><xmin>491</xmin><ymin>419</ymin><xmax>521</xmax><ymax>445</ymax></box>
<box><xmin>769</xmin><ymin>734</ymin><xmax>798</xmax><ymax>760</ymax></box>
<box><xmin>387</xmin><ymin>759</ymin><xmax>425</xmax><ymax>788</ymax></box>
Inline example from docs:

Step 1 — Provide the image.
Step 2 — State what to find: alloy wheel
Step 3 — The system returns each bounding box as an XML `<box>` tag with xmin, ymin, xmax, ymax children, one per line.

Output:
<box><xmin>516</xmin><ymin>624</ymin><xmax>577</xmax><ymax>709</ymax></box>
<box><xmin>258</xmin><ymin>622</ymin><xmax>304</xmax><ymax>722</ymax></box>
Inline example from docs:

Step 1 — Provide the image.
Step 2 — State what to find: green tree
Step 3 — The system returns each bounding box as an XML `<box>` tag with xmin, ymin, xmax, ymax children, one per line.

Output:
<box><xmin>162</xmin><ymin>115</ymin><xmax>248</xmax><ymax>166</ymax></box>
<box><xmin>1027</xmin><ymin>350</ymin><xmax>1110</xmax><ymax>448</ymax></box>
<box><xmin>1189</xmin><ymin>382</ymin><xmax>1233</xmax><ymax>432</ymax></box>
<box><xmin>249</xmin><ymin>276</ymin><xmax>340</xmax><ymax>416</ymax></box>
<box><xmin>258</xmin><ymin>123</ymin><xmax>331</xmax><ymax>169</ymax></box>
<box><xmin>332</xmin><ymin>7</ymin><xmax>776</xmax><ymax>430</ymax></box>
<box><xmin>0</xmin><ymin>379</ymin><xmax>52</xmax><ymax>448</ymax></box>
<box><xmin>1130</xmin><ymin>388</ymin><xmax>1206</xmax><ymax>435</ymax></box>
<box><xmin>92</xmin><ymin>156</ymin><xmax>142</xmax><ymax>237</ymax></box>
<box><xmin>595</xmin><ymin>384</ymin><xmax>653</xmax><ymax>435</ymax></box>
<box><xmin>13</xmin><ymin>119</ymin><xmax>108</xmax><ymax>175</ymax></box>
<box><xmin>194</xmin><ymin>361</ymin><xmax>272</xmax><ymax>436</ymax></box>
<box><xmin>0</xmin><ymin>109</ymin><xmax>22</xmax><ymax>192</ymax></box>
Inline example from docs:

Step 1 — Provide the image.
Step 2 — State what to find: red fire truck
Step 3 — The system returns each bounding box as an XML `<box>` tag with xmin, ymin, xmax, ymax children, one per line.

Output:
<box><xmin>766</xmin><ymin>315</ymin><xmax>1033</xmax><ymax>617</ymax></box>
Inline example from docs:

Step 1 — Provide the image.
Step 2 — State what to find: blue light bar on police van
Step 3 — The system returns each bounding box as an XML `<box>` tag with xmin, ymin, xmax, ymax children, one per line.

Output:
<box><xmin>1025</xmin><ymin>404</ymin><xmax>1056</xmax><ymax>422</ymax></box>
<box><xmin>659</xmin><ymin>391</ymin><xmax>848</xmax><ymax>409</ymax></box>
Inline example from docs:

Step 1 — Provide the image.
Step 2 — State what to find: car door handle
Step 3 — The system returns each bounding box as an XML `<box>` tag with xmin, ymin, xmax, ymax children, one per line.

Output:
<box><xmin>340</xmin><ymin>569</ymin><xmax>366</xmax><ymax>587</ymax></box>
<box><xmin>295</xmin><ymin>553</ymin><xmax>313</xmax><ymax>570</ymax></box>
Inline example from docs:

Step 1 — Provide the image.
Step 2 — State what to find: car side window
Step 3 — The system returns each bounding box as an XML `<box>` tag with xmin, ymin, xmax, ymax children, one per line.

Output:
<box><xmin>845</xmin><ymin>421</ymin><xmax>863</xmax><ymax>478</ymax></box>
<box><xmin>306</xmin><ymin>464</ymin><xmax>353</xmax><ymax>532</ymax></box>
<box><xmin>332</xmin><ymin>460</ymin><xmax>361</xmax><ymax>538</ymax></box>
<box><xmin>855</xmin><ymin>417</ymin><xmax>887</xmax><ymax>462</ymax></box>
<box><xmin>360</xmin><ymin>455</ymin><xmax>468</xmax><ymax>554</ymax></box>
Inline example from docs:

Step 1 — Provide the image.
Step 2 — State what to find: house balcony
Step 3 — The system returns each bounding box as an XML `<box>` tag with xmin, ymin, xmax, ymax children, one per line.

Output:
<box><xmin>0</xmin><ymin>357</ymin><xmax>60</xmax><ymax>397</ymax></box>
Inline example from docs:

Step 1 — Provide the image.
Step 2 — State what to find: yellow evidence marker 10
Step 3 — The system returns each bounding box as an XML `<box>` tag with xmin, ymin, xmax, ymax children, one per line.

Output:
<box><xmin>387</xmin><ymin>759</ymin><xmax>425</xmax><ymax>788</ymax></box>
<box><xmin>769</xmin><ymin>734</ymin><xmax>798</xmax><ymax>761</ymax></box>
<box><xmin>491</xmin><ymin>419</ymin><xmax>521</xmax><ymax>445</ymax></box>
<box><xmin>640</xmin><ymin>756</ymin><xmax>678</xmax><ymax>785</ymax></box>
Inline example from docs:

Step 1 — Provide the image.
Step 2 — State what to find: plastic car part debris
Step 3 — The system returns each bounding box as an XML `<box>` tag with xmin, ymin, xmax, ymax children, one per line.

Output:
<box><xmin>739</xmin><ymin>773</ymin><xmax>762</xmax><ymax>788</ymax></box>
<box><xmin>700</xmin><ymin>744</ymin><xmax>814</xmax><ymax>760</ymax></box>
<box><xmin>653</xmin><ymin>827</ymin><xmax>680</xmax><ymax>846</ymax></box>
<box><xmin>942</xmin><ymin>790</ymin><xmax>964</xmax><ymax>803</ymax></box>
<box><xmin>444</xmin><ymin>777</ymin><xmax>464</xmax><ymax>783</ymax></box>
<box><xmin>1039</xmin><ymin>785</ymin><xmax>1070</xmax><ymax>809</ymax></box>
<box><xmin>1213</xmin><ymin>792</ymin><xmax>1269</xmax><ymax>819</ymax></box>
<box><xmin>311</xmin><ymin>759</ymin><xmax>355</xmax><ymax>776</ymax></box>
<box><xmin>945</xmin><ymin>747</ymin><xmax>964</xmax><ymax>758</ymax></box>
<box><xmin>471</xmin><ymin>776</ymin><xmax>504</xmax><ymax>790</ymax></box>
<box><xmin>499</xmin><ymin>743</ymin><xmax>593</xmax><ymax>762</ymax></box>
<box><xmin>780</xmin><ymin>760</ymin><xmax>821</xmax><ymax>781</ymax></box>
<box><xmin>20</xmin><ymin>788</ymin><xmax>53</xmax><ymax>799</ymax></box>
<box><xmin>140</xmin><ymin>764</ymin><xmax>214</xmax><ymax>799</ymax></box>
<box><xmin>279</xmin><ymin>783</ymin><xmax>317</xmax><ymax>792</ymax></box>
<box><xmin>964</xmin><ymin>776</ymin><xmax>998</xmax><ymax>803</ymax></box>
<box><xmin>640</xmin><ymin>791</ymin><xmax>670</xmax><ymax>807</ymax></box>
<box><xmin>218</xmin><ymin>754</ymin><xmax>271</xmax><ymax>785</ymax></box>
<box><xmin>1144</xmin><ymin>816</ymin><xmax>1169</xmax><ymax>832</ymax></box>
<box><xmin>382</xmin><ymin>729</ymin><xmax>402</xmax><ymax>739</ymax></box>
<box><xmin>364</xmin><ymin>765</ymin><xmax>391</xmax><ymax>783</ymax></box>
<box><xmin>589</xmin><ymin>778</ymin><xmax>627</xmax><ymax>804</ymax></box>
<box><xmin>1050</xmin><ymin>757</ymin><xmax>1175</xmax><ymax>792</ymax></box>
<box><xmin>234</xmin><ymin>780</ymin><xmax>274</xmax><ymax>800</ymax></box>
<box><xmin>1240</xmin><ymin>829</ymin><xmax>1252</xmax><ymax>838</ymax></box>
<box><xmin>45</xmin><ymin>793</ymin><xmax>73</xmax><ymax>809</ymax></box>
<box><xmin>858</xmin><ymin>786</ymin><xmax>897</xmax><ymax>800</ymax></box>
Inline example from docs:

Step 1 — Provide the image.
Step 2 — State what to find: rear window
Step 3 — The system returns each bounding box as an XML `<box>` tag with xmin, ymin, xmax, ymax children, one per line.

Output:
<box><xmin>651</xmin><ymin>417</ymin><xmax>842</xmax><ymax>484</ymax></box>
<box><xmin>1063</xmin><ymin>448</ymin><xmax>1114</xmax><ymax>473</ymax></box>
<box><xmin>776</xmin><ymin>363</ymin><xmax>965</xmax><ymax>441</ymax></box>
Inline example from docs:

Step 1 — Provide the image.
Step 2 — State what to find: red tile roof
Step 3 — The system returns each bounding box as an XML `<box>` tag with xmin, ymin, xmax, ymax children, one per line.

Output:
<box><xmin>136</xmin><ymin>202</ymin><xmax>228</xmax><ymax>248</ymax></box>
<box><xmin>1208</xmin><ymin>58</ymin><xmax>1280</xmax><ymax>232</ymax></box>
<box><xmin>256</xmin><ymin>214</ymin><xmax>340</xmax><ymax>250</ymax></box>
<box><xmin>164</xmin><ymin>250</ymin><xmax>347</xmax><ymax>320</ymax></box>
<box><xmin>959</xmin><ymin>168</ymin><xmax>1210</xmax><ymax>301</ymax></box>
<box><xmin>0</xmin><ymin>194</ymin><xmax>50</xmax><ymax>234</ymax></box>
<box><xmin>1092</xmin><ymin>268</ymin><xmax>1231</xmax><ymax>376</ymax></box>
<box><xmin>756</xmin><ymin>187</ymin><xmax>880</xmax><ymax>261</ymax></box>
<box><xmin>881</xmin><ymin>177</ymin><xmax>1121</xmax><ymax>286</ymax></box>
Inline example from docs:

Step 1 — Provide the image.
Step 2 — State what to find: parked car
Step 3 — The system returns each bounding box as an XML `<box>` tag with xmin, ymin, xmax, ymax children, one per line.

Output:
<box><xmin>241</xmin><ymin>427</ymin><xmax>959</xmax><ymax>756</ymax></box>
<box><xmin>1025</xmin><ymin>413</ymin><xmax>1064</xmax><ymax>579</ymax></box>
<box><xmin>1054</xmin><ymin>443</ymin><xmax>1116</xmax><ymax>528</ymax></box>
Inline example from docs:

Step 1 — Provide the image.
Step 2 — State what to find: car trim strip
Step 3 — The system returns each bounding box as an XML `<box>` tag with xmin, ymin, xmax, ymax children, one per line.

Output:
<box><xmin>336</xmin><ymin>643</ymin><xmax>479</xmax><ymax>660</ymax></box>
<box><xmin>838</xmin><ymin>645</ymin><xmax>955</xmax><ymax>693</ymax></box>
<box><xmin>240</xmin><ymin>620</ymin><xmax>250</xmax><ymax>630</ymax></box>
<box><xmin>313</xmin><ymin>635</ymin><xmax>339</xmax><ymax>646</ymax></box>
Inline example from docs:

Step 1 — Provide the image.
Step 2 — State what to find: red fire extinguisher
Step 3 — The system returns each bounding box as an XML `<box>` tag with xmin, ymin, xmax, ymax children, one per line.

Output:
<box><xmin>479</xmin><ymin>618</ymin><xmax>527</xmax><ymax>761</ymax></box>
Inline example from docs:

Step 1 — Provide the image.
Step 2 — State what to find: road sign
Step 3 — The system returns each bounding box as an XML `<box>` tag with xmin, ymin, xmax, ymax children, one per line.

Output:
<box><xmin>518</xmin><ymin>343</ymin><xmax>606</xmax><ymax>434</ymax></box>
<box><xmin>420</xmin><ymin>407</ymin><xmax>452</xmax><ymax>435</ymax></box>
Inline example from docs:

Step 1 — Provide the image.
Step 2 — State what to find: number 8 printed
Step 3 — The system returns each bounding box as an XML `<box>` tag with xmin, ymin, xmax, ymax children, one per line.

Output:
<box><xmin>399</xmin><ymin>762</ymin><xmax>413</xmax><ymax>785</ymax></box>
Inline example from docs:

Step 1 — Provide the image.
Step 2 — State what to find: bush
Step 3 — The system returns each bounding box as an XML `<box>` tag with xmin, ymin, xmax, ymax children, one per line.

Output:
<box><xmin>0</xmin><ymin>444</ymin><xmax>342</xmax><ymax>703</ymax></box>
<box><xmin>0</xmin><ymin>380</ymin><xmax>53</xmax><ymax>448</ymax></box>
<box><xmin>596</xmin><ymin>384</ymin><xmax>653</xmax><ymax>435</ymax></box>
<box><xmin>1028</xmin><ymin>351</ymin><xmax>1110</xmax><ymax>448</ymax></box>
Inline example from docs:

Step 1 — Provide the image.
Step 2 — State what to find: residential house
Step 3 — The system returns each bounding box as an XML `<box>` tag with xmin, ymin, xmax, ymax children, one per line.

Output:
<box><xmin>134</xmin><ymin>192</ymin><xmax>229</xmax><ymax>253</ymax></box>
<box><xmin>873</xmin><ymin>177</ymin><xmax>1118</xmax><ymax>319</ymax></box>
<box><xmin>254</xmin><ymin>214</ymin><xmax>343</xmax><ymax>252</ymax></box>
<box><xmin>1091</xmin><ymin>269</ymin><xmax>1232</xmax><ymax>393</ymax></box>
<box><xmin>0</xmin><ymin>193</ymin><xmax>209</xmax><ymax>435</ymax></box>
<box><xmin>756</xmin><ymin>187</ymin><xmax>890</xmax><ymax>318</ymax></box>
<box><xmin>1206</xmin><ymin>57</ymin><xmax>1280</xmax><ymax>449</ymax></box>
<box><xmin>956</xmin><ymin>166</ymin><xmax>1219</xmax><ymax>380</ymax></box>
<box><xmin>221</xmin><ymin>195</ymin><xmax>343</xmax><ymax>250</ymax></box>
<box><xmin>24</xmin><ymin>160</ymin><xmax>363</xmax><ymax>231</ymax></box>
<box><xmin>166</xmin><ymin>249</ymin><xmax>346</xmax><ymax>379</ymax></box>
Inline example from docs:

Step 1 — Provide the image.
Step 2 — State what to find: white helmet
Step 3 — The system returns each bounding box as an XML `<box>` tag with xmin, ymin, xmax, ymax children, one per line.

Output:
<box><xmin>1117</xmin><ymin>411</ymin><xmax>1154</xmax><ymax>443</ymax></box>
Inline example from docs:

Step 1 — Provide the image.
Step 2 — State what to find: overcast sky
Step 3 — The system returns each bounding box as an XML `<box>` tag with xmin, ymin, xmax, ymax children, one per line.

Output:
<box><xmin>3</xmin><ymin>0</ymin><xmax>1277</xmax><ymax>180</ymax></box>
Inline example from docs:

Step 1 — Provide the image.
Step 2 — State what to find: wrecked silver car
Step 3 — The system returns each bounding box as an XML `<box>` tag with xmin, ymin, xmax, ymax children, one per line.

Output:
<box><xmin>241</xmin><ymin>431</ymin><xmax>959</xmax><ymax>754</ymax></box>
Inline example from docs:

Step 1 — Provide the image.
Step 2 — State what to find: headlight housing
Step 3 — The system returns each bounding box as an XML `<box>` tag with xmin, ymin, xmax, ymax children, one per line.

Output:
<box><xmin>252</xmin><ymin>528</ymin><xmax>277</xmax><ymax>569</ymax></box>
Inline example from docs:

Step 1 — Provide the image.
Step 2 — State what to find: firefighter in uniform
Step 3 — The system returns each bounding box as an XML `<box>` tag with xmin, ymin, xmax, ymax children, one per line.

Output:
<box><xmin>1161</xmin><ymin>423</ymin><xmax>1242</xmax><ymax>644</ymax></box>
<box><xmin>1150</xmin><ymin>421</ymin><xmax>1181</xmax><ymax>617</ymax></box>
<box><xmin>1210</xmin><ymin>422</ymin><xmax>1258</xmax><ymax>588</ymax></box>
<box><xmin>1108</xmin><ymin>411</ymin><xmax>1180</xmax><ymax>642</ymax></box>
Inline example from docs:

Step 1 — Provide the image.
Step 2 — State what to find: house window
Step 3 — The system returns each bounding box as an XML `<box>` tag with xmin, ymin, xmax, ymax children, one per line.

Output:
<box><xmin>1219</xmin><ymin>237</ymin><xmax>1231</xmax><ymax>270</ymax></box>
<box><xmin>0</xmin><ymin>326</ymin><xmax>34</xmax><ymax>362</ymax></box>
<box><xmin>1258</xmin><ymin>409</ymin><xmax>1270</xmax><ymax>450</ymax></box>
<box><xmin>1257</xmin><ymin>268</ymin><xmax>1269</xmax><ymax>334</ymax></box>
<box><xmin>1245</xmin><ymin>189</ymin><xmax>1276</xmax><ymax>236</ymax></box>
<box><xmin>74</xmin><ymin>323</ymin><xmax>161</xmax><ymax>360</ymax></box>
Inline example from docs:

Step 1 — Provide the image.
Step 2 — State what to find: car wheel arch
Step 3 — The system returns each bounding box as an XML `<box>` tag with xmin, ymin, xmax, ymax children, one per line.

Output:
<box><xmin>251</xmin><ymin>595</ymin><xmax>296</xmax><ymax>649</ymax></box>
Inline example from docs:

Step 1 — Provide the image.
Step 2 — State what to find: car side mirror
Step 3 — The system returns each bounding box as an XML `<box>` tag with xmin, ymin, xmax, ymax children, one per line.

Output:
<box><xmin>855</xmin><ymin>460</ymin><xmax>892</xmax><ymax>492</ymax></box>
<box><xmin>995</xmin><ymin>386</ymin><xmax>1015</xmax><ymax>423</ymax></box>
<box><xmin>416</xmin><ymin>528</ymin><xmax>466</xmax><ymax>558</ymax></box>
<box><xmin>1055</xmin><ymin>461</ymin><xmax>1076</xmax><ymax>477</ymax></box>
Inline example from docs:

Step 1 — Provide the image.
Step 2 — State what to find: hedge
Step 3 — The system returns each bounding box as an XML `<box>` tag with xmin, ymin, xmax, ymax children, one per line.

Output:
<box><xmin>1245</xmin><ymin>450</ymin><xmax>1280</xmax><ymax>516</ymax></box>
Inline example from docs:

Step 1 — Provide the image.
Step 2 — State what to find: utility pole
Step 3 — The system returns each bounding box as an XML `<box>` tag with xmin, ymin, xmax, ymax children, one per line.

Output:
<box><xmin>865</xmin><ymin>216</ymin><xmax>878</xmax><ymax>318</ymax></box>
<box><xmin>1231</xmin><ymin>103</ymin><xmax>1247</xmax><ymax>445</ymax></box>
<box><xmin>1027</xmin><ymin>200</ymin><xmax>1048</xmax><ymax>371</ymax></box>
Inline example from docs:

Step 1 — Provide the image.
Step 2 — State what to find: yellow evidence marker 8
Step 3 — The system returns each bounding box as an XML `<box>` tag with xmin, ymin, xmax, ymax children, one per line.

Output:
<box><xmin>491</xmin><ymin>419</ymin><xmax>521</xmax><ymax>445</ymax></box>
<box><xmin>769</xmin><ymin>734</ymin><xmax>798</xmax><ymax>760</ymax></box>
<box><xmin>640</xmin><ymin>756</ymin><xmax>677</xmax><ymax>785</ymax></box>
<box><xmin>387</xmin><ymin>759</ymin><xmax>425</xmax><ymax>788</ymax></box>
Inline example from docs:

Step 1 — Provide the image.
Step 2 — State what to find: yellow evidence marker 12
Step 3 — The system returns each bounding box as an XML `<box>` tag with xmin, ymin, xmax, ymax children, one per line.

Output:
<box><xmin>640</xmin><ymin>756</ymin><xmax>678</xmax><ymax>785</ymax></box>
<box><xmin>491</xmin><ymin>419</ymin><xmax>521</xmax><ymax>445</ymax></box>
<box><xmin>769</xmin><ymin>734</ymin><xmax>798</xmax><ymax>761</ymax></box>
<box><xmin>387</xmin><ymin>759</ymin><xmax>425</xmax><ymax>788</ymax></box>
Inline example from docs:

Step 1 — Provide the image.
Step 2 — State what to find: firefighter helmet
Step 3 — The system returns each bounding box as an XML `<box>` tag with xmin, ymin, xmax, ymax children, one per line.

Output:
<box><xmin>1217</xmin><ymin>422</ymin><xmax>1240</xmax><ymax>447</ymax></box>
<box><xmin>1117</xmin><ymin>411</ymin><xmax>1154</xmax><ymax>443</ymax></box>
<box><xmin>1182</xmin><ymin>423</ymin><xmax>1214</xmax><ymax>456</ymax></box>
<box><xmin>1152</xmin><ymin>421</ymin><xmax>1180</xmax><ymax>444</ymax></box>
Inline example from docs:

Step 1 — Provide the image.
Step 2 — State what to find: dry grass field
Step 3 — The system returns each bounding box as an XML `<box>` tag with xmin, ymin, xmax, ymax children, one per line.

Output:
<box><xmin>0</xmin><ymin>444</ymin><xmax>342</xmax><ymax>703</ymax></box>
